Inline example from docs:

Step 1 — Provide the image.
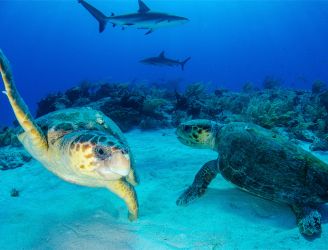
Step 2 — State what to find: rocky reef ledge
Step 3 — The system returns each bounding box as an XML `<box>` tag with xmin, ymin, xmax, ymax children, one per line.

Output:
<box><xmin>1</xmin><ymin>79</ymin><xmax>328</xmax><ymax>169</ymax></box>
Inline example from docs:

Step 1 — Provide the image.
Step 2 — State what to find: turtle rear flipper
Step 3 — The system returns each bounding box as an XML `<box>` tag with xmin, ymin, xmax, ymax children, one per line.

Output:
<box><xmin>176</xmin><ymin>160</ymin><xmax>218</xmax><ymax>206</ymax></box>
<box><xmin>291</xmin><ymin>204</ymin><xmax>322</xmax><ymax>237</ymax></box>
<box><xmin>0</xmin><ymin>50</ymin><xmax>47</xmax><ymax>152</ymax></box>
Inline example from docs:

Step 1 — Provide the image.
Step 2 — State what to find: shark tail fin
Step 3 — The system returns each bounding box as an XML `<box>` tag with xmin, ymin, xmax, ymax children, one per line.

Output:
<box><xmin>78</xmin><ymin>0</ymin><xmax>108</xmax><ymax>33</ymax></box>
<box><xmin>180</xmin><ymin>57</ymin><xmax>191</xmax><ymax>71</ymax></box>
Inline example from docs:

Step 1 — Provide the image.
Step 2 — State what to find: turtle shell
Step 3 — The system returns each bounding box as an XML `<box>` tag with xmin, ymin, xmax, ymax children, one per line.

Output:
<box><xmin>217</xmin><ymin>122</ymin><xmax>328</xmax><ymax>205</ymax></box>
<box><xmin>16</xmin><ymin>107</ymin><xmax>133</xmax><ymax>164</ymax></box>
<box><xmin>18</xmin><ymin>107</ymin><xmax>124</xmax><ymax>142</ymax></box>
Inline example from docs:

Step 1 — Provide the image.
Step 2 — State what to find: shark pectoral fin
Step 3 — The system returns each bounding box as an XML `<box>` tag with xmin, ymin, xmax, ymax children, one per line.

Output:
<box><xmin>181</xmin><ymin>57</ymin><xmax>191</xmax><ymax>71</ymax></box>
<box><xmin>144</xmin><ymin>29</ymin><xmax>153</xmax><ymax>35</ymax></box>
<box><xmin>99</xmin><ymin>22</ymin><xmax>107</xmax><ymax>33</ymax></box>
<box><xmin>138</xmin><ymin>0</ymin><xmax>150</xmax><ymax>13</ymax></box>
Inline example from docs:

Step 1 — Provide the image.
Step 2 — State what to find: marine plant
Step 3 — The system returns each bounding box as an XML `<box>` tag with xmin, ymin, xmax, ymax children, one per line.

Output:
<box><xmin>312</xmin><ymin>80</ymin><xmax>326</xmax><ymax>94</ymax></box>
<box><xmin>142</xmin><ymin>97</ymin><xmax>169</xmax><ymax>117</ymax></box>
<box><xmin>242</xmin><ymin>82</ymin><xmax>255</xmax><ymax>93</ymax></box>
<box><xmin>262</xmin><ymin>76</ymin><xmax>282</xmax><ymax>89</ymax></box>
<box><xmin>244</xmin><ymin>90</ymin><xmax>296</xmax><ymax>128</ymax></box>
<box><xmin>184</xmin><ymin>82</ymin><xmax>206</xmax><ymax>98</ymax></box>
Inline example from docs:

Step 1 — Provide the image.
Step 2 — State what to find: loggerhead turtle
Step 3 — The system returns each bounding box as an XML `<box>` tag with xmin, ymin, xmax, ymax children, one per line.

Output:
<box><xmin>0</xmin><ymin>50</ymin><xmax>139</xmax><ymax>221</ymax></box>
<box><xmin>176</xmin><ymin>119</ymin><xmax>328</xmax><ymax>236</ymax></box>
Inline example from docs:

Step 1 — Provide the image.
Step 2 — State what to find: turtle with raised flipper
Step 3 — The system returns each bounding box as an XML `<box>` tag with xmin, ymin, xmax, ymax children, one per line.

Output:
<box><xmin>0</xmin><ymin>50</ymin><xmax>139</xmax><ymax>221</ymax></box>
<box><xmin>176</xmin><ymin>119</ymin><xmax>328</xmax><ymax>236</ymax></box>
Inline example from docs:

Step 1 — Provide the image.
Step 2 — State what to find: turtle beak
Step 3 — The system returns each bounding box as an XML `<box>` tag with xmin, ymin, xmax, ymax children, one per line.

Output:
<box><xmin>108</xmin><ymin>152</ymin><xmax>131</xmax><ymax>176</ymax></box>
<box><xmin>96</xmin><ymin>149</ymin><xmax>131</xmax><ymax>180</ymax></box>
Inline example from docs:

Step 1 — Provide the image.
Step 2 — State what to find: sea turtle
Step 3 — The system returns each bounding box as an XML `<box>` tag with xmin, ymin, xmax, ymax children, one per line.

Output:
<box><xmin>0</xmin><ymin>50</ymin><xmax>138</xmax><ymax>221</ymax></box>
<box><xmin>176</xmin><ymin>119</ymin><xmax>328</xmax><ymax>236</ymax></box>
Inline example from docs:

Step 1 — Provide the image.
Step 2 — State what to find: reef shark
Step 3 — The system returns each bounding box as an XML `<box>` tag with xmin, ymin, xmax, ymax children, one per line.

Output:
<box><xmin>78</xmin><ymin>0</ymin><xmax>189</xmax><ymax>35</ymax></box>
<box><xmin>140</xmin><ymin>51</ymin><xmax>191</xmax><ymax>70</ymax></box>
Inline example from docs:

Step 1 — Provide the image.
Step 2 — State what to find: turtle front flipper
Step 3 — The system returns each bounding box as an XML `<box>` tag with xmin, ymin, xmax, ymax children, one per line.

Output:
<box><xmin>176</xmin><ymin>159</ymin><xmax>218</xmax><ymax>206</ymax></box>
<box><xmin>125</xmin><ymin>168</ymin><xmax>139</xmax><ymax>186</ymax></box>
<box><xmin>291</xmin><ymin>204</ymin><xmax>322</xmax><ymax>237</ymax></box>
<box><xmin>0</xmin><ymin>50</ymin><xmax>47</xmax><ymax>152</ymax></box>
<box><xmin>107</xmin><ymin>179</ymin><xmax>139</xmax><ymax>221</ymax></box>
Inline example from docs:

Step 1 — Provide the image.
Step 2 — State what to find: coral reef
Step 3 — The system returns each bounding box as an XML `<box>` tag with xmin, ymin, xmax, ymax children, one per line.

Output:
<box><xmin>0</xmin><ymin>126</ymin><xmax>21</xmax><ymax>147</ymax></box>
<box><xmin>0</xmin><ymin>146</ymin><xmax>32</xmax><ymax>170</ymax></box>
<box><xmin>310</xmin><ymin>139</ymin><xmax>328</xmax><ymax>152</ymax></box>
<box><xmin>262</xmin><ymin>76</ymin><xmax>282</xmax><ymax>90</ymax></box>
<box><xmin>31</xmin><ymin>80</ymin><xmax>328</xmax><ymax>149</ymax></box>
<box><xmin>312</xmin><ymin>80</ymin><xmax>326</xmax><ymax>94</ymax></box>
<box><xmin>1</xmin><ymin>79</ymin><xmax>328</xmax><ymax>171</ymax></box>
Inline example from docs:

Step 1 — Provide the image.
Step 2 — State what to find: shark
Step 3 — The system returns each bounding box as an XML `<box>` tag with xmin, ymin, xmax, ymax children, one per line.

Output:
<box><xmin>140</xmin><ymin>51</ymin><xmax>191</xmax><ymax>70</ymax></box>
<box><xmin>78</xmin><ymin>0</ymin><xmax>189</xmax><ymax>35</ymax></box>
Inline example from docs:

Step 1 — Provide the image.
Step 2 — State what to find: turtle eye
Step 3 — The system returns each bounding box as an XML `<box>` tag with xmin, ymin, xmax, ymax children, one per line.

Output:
<box><xmin>98</xmin><ymin>148</ymin><xmax>105</xmax><ymax>155</ymax></box>
<box><xmin>95</xmin><ymin>146</ymin><xmax>111</xmax><ymax>159</ymax></box>
<box><xmin>121</xmin><ymin>148</ymin><xmax>129</xmax><ymax>154</ymax></box>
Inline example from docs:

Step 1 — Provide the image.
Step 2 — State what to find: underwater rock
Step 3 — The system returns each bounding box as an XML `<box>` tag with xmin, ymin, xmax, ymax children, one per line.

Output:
<box><xmin>214</xmin><ymin>88</ymin><xmax>228</xmax><ymax>97</ymax></box>
<box><xmin>139</xmin><ymin>117</ymin><xmax>171</xmax><ymax>130</ymax></box>
<box><xmin>319</xmin><ymin>90</ymin><xmax>328</xmax><ymax>111</ymax></box>
<box><xmin>262</xmin><ymin>76</ymin><xmax>282</xmax><ymax>89</ymax></box>
<box><xmin>312</xmin><ymin>80</ymin><xmax>326</xmax><ymax>94</ymax></box>
<box><xmin>65</xmin><ymin>83</ymin><xmax>90</xmax><ymax>103</ymax></box>
<box><xmin>0</xmin><ymin>126</ymin><xmax>21</xmax><ymax>147</ymax></box>
<box><xmin>90</xmin><ymin>98</ymin><xmax>141</xmax><ymax>132</ymax></box>
<box><xmin>120</xmin><ymin>94</ymin><xmax>145</xmax><ymax>110</ymax></box>
<box><xmin>0</xmin><ymin>146</ymin><xmax>32</xmax><ymax>170</ymax></box>
<box><xmin>94</xmin><ymin>83</ymin><xmax>130</xmax><ymax>100</ymax></box>
<box><xmin>10</xmin><ymin>188</ymin><xmax>20</xmax><ymax>197</ymax></box>
<box><xmin>171</xmin><ymin>110</ymin><xmax>191</xmax><ymax>127</ymax></box>
<box><xmin>310</xmin><ymin>139</ymin><xmax>328</xmax><ymax>152</ymax></box>
<box><xmin>292</xmin><ymin>129</ymin><xmax>316</xmax><ymax>143</ymax></box>
<box><xmin>175</xmin><ymin>91</ymin><xmax>188</xmax><ymax>111</ymax></box>
<box><xmin>242</xmin><ymin>82</ymin><xmax>257</xmax><ymax>93</ymax></box>
<box><xmin>36</xmin><ymin>93</ymin><xmax>69</xmax><ymax>118</ymax></box>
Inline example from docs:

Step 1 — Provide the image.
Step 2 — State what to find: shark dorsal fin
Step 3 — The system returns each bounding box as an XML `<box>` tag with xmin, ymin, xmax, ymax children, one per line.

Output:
<box><xmin>159</xmin><ymin>51</ymin><xmax>165</xmax><ymax>58</ymax></box>
<box><xmin>138</xmin><ymin>0</ymin><xmax>150</xmax><ymax>13</ymax></box>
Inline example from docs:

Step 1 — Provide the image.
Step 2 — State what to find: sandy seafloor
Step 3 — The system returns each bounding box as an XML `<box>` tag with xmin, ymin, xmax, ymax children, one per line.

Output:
<box><xmin>1</xmin><ymin>129</ymin><xmax>328</xmax><ymax>250</ymax></box>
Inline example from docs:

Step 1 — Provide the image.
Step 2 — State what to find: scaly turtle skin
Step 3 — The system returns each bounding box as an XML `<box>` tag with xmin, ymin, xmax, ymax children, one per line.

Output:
<box><xmin>176</xmin><ymin>119</ymin><xmax>328</xmax><ymax>236</ymax></box>
<box><xmin>0</xmin><ymin>50</ymin><xmax>138</xmax><ymax>221</ymax></box>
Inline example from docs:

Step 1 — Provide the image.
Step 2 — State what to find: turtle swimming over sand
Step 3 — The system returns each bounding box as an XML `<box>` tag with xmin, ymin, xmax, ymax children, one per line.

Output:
<box><xmin>0</xmin><ymin>50</ymin><xmax>138</xmax><ymax>221</ymax></box>
<box><xmin>176</xmin><ymin>119</ymin><xmax>328</xmax><ymax>236</ymax></box>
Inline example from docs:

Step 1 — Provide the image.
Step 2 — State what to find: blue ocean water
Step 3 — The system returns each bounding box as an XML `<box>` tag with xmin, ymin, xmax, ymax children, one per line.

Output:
<box><xmin>0</xmin><ymin>0</ymin><xmax>328</xmax><ymax>125</ymax></box>
<box><xmin>2</xmin><ymin>2</ymin><xmax>328</xmax><ymax>248</ymax></box>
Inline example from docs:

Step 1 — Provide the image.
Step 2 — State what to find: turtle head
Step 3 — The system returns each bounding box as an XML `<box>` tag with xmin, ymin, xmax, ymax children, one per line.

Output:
<box><xmin>176</xmin><ymin>119</ymin><xmax>221</xmax><ymax>150</ymax></box>
<box><xmin>66</xmin><ymin>131</ymin><xmax>131</xmax><ymax>180</ymax></box>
